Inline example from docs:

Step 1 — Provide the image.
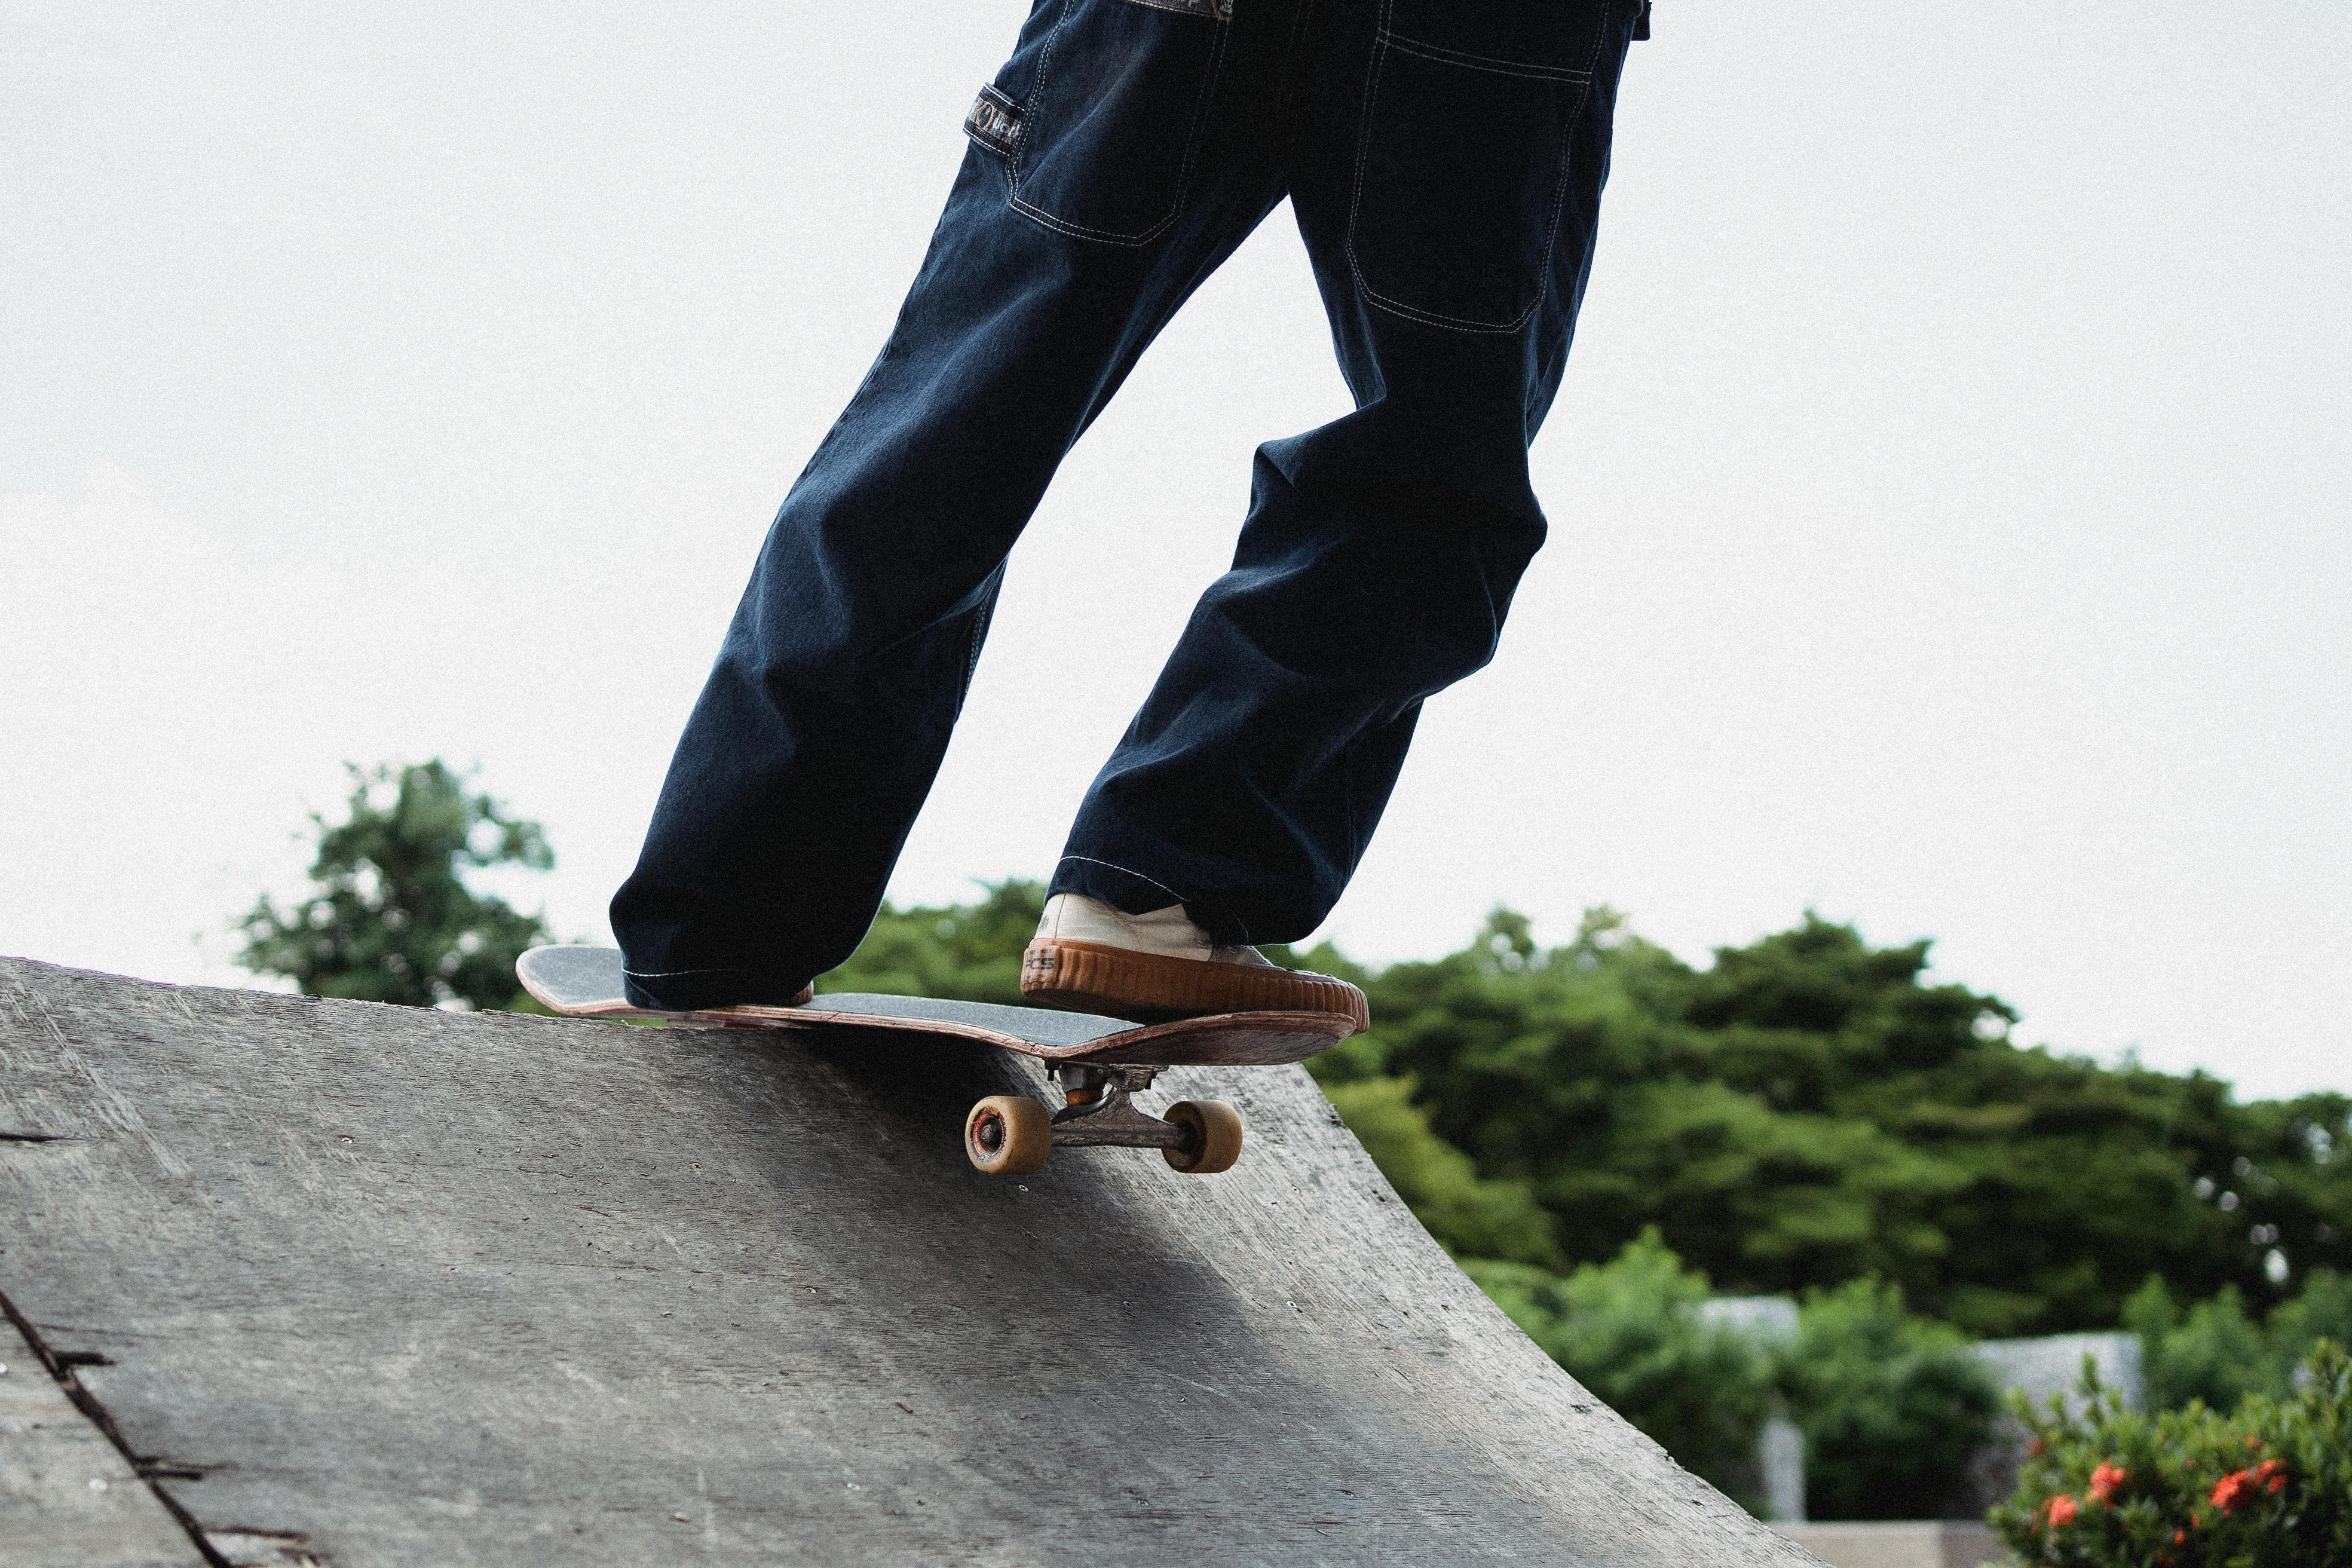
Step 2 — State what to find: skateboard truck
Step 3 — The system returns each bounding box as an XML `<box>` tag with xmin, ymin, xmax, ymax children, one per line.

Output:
<box><xmin>961</xmin><ymin>1064</ymin><xmax>1245</xmax><ymax>1178</ymax></box>
<box><xmin>1045</xmin><ymin>1065</ymin><xmax>1186</xmax><ymax>1152</ymax></box>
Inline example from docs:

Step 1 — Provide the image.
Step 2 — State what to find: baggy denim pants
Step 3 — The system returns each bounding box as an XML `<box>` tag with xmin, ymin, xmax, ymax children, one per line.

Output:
<box><xmin>614</xmin><ymin>0</ymin><xmax>1640</xmax><ymax>1009</ymax></box>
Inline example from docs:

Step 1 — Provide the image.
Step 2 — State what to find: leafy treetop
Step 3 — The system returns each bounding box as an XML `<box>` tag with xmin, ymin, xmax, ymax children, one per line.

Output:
<box><xmin>240</xmin><ymin>760</ymin><xmax>553</xmax><ymax>1012</ymax></box>
<box><xmin>1320</xmin><ymin>906</ymin><xmax>2350</xmax><ymax>1335</ymax></box>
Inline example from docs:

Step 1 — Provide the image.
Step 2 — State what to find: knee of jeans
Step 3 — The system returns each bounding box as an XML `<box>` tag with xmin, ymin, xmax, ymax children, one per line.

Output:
<box><xmin>1287</xmin><ymin>404</ymin><xmax>1544</xmax><ymax>522</ymax></box>
<box><xmin>730</xmin><ymin>577</ymin><xmax>995</xmax><ymax>703</ymax></box>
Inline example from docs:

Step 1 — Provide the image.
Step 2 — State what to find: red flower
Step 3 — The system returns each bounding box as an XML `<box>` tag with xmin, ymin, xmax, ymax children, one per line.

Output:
<box><xmin>2044</xmin><ymin>1494</ymin><xmax>2079</xmax><ymax>1528</ymax></box>
<box><xmin>2088</xmin><ymin>1462</ymin><xmax>2127</xmax><ymax>1504</ymax></box>
<box><xmin>2173</xmin><ymin>1530</ymin><xmax>2188</xmax><ymax>1545</ymax></box>
<box><xmin>2212</xmin><ymin>1468</ymin><xmax>2258</xmax><ymax>1515</ymax></box>
<box><xmin>2253</xmin><ymin>1457</ymin><xmax>2288</xmax><ymax>1495</ymax></box>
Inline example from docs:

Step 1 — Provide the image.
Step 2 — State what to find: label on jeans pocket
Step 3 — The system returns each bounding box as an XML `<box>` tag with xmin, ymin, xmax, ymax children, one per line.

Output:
<box><xmin>964</xmin><ymin>85</ymin><xmax>1023</xmax><ymax>157</ymax></box>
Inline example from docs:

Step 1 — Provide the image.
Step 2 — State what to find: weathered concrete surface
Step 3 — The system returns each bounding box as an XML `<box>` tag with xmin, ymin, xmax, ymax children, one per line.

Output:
<box><xmin>0</xmin><ymin>957</ymin><xmax>1817</xmax><ymax>1567</ymax></box>
<box><xmin>0</xmin><ymin>1313</ymin><xmax>206</xmax><ymax>1568</ymax></box>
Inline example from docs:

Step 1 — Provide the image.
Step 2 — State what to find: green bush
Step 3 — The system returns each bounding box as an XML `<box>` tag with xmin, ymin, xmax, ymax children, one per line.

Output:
<box><xmin>2267</xmin><ymin>1272</ymin><xmax>2352</xmax><ymax>1385</ymax></box>
<box><xmin>2129</xmin><ymin>1270</ymin><xmax>2352</xmax><ymax>1412</ymax></box>
<box><xmin>1463</xmin><ymin>1232</ymin><xmax>1777</xmax><ymax>1511</ymax></box>
<box><xmin>1462</xmin><ymin>1237</ymin><xmax>2005</xmax><ymax>1522</ymax></box>
<box><xmin>1989</xmin><ymin>1342</ymin><xmax>2351</xmax><ymax>1567</ymax></box>
<box><xmin>2128</xmin><ymin>1279</ymin><xmax>2273</xmax><ymax>1414</ymax></box>
<box><xmin>1777</xmin><ymin>1278</ymin><xmax>2000</xmax><ymax>1520</ymax></box>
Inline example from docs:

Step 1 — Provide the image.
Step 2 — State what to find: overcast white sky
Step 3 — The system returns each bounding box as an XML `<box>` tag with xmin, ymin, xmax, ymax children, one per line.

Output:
<box><xmin>4</xmin><ymin>1</ymin><xmax>2346</xmax><ymax>1100</ymax></box>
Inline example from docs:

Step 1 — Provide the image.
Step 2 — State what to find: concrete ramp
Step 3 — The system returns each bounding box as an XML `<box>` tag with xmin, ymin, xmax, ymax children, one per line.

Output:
<box><xmin>1</xmin><ymin>958</ymin><xmax>1812</xmax><ymax>1567</ymax></box>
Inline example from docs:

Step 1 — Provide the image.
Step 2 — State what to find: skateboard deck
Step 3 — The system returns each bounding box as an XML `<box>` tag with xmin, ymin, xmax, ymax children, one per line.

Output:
<box><xmin>515</xmin><ymin>945</ymin><xmax>1353</xmax><ymax>1067</ymax></box>
<box><xmin>516</xmin><ymin>945</ymin><xmax>1361</xmax><ymax>1176</ymax></box>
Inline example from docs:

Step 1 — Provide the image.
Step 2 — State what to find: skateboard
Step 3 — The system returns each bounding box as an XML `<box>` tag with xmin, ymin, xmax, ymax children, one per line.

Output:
<box><xmin>515</xmin><ymin>945</ymin><xmax>1359</xmax><ymax>1177</ymax></box>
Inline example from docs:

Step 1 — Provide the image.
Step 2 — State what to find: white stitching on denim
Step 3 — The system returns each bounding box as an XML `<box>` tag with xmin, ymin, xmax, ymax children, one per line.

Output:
<box><xmin>1055</xmin><ymin>855</ymin><xmax>1189</xmax><ymax>906</ymax></box>
<box><xmin>1343</xmin><ymin>0</ymin><xmax>1391</xmax><ymax>299</ymax></box>
<box><xmin>1119</xmin><ymin>0</ymin><xmax>1229</xmax><ymax>17</ymax></box>
<box><xmin>1006</xmin><ymin>0</ymin><xmax>1230</xmax><ymax>246</ymax></box>
<box><xmin>1343</xmin><ymin>0</ymin><xmax>1608</xmax><ymax>333</ymax></box>
<box><xmin>1382</xmin><ymin>32</ymin><xmax>1593</xmax><ymax>82</ymax></box>
<box><xmin>1010</xmin><ymin>20</ymin><xmax>1225</xmax><ymax>244</ymax></box>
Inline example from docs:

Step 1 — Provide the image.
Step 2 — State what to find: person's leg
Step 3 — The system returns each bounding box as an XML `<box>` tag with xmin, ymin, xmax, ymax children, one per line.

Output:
<box><xmin>612</xmin><ymin>0</ymin><xmax>1297</xmax><ymax>1009</ymax></box>
<box><xmin>1045</xmin><ymin>0</ymin><xmax>1641</xmax><ymax>949</ymax></box>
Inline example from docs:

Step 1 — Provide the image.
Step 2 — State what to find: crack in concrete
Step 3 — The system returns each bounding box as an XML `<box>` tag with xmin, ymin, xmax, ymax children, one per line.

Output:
<box><xmin>0</xmin><ymin>1284</ymin><xmax>302</xmax><ymax>1567</ymax></box>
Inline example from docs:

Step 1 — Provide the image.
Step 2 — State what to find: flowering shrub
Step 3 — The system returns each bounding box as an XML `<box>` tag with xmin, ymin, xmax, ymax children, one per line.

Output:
<box><xmin>1990</xmin><ymin>1341</ymin><xmax>2350</xmax><ymax>1567</ymax></box>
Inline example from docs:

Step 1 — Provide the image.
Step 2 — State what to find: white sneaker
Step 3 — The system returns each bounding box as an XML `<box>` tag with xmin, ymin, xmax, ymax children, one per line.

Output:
<box><xmin>1021</xmin><ymin>893</ymin><xmax>1368</xmax><ymax>1031</ymax></box>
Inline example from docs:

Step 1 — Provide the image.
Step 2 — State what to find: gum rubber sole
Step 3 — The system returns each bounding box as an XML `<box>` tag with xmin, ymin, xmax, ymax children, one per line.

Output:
<box><xmin>1020</xmin><ymin>939</ymin><xmax>1370</xmax><ymax>1035</ymax></box>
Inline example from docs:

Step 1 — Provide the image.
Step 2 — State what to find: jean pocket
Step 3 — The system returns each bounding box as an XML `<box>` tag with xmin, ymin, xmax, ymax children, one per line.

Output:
<box><xmin>969</xmin><ymin>0</ymin><xmax>1232</xmax><ymax>246</ymax></box>
<box><xmin>1346</xmin><ymin>0</ymin><xmax>1615</xmax><ymax>332</ymax></box>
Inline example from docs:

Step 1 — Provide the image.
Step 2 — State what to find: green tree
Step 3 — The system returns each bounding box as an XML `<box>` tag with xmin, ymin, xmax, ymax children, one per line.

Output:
<box><xmin>1331</xmin><ymin>908</ymin><xmax>2352</xmax><ymax>1335</ymax></box>
<box><xmin>240</xmin><ymin>761</ymin><xmax>552</xmax><ymax>1010</ymax></box>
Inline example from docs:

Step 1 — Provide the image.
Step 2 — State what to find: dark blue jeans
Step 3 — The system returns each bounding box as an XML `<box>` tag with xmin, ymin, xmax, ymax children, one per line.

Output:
<box><xmin>614</xmin><ymin>0</ymin><xmax>1639</xmax><ymax>1009</ymax></box>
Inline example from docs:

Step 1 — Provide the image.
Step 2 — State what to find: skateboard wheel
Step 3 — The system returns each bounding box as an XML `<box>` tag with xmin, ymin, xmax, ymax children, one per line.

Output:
<box><xmin>1162</xmin><ymin>1100</ymin><xmax>1244</xmax><ymax>1175</ymax></box>
<box><xmin>964</xmin><ymin>1095</ymin><xmax>1051</xmax><ymax>1176</ymax></box>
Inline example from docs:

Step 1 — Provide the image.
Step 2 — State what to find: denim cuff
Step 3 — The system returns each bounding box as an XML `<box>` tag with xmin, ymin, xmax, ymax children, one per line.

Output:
<box><xmin>1047</xmin><ymin>855</ymin><xmax>1251</xmax><ymax>947</ymax></box>
<box><xmin>623</xmin><ymin>965</ymin><xmax>804</xmax><ymax>1013</ymax></box>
